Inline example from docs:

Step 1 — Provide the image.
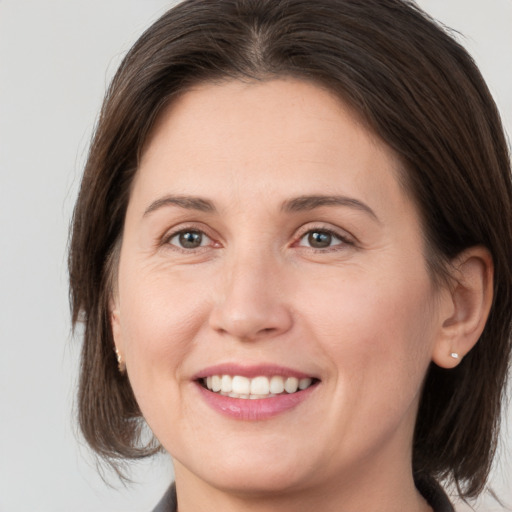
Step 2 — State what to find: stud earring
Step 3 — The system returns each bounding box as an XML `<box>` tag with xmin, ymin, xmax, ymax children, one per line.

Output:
<box><xmin>450</xmin><ymin>352</ymin><xmax>459</xmax><ymax>359</ymax></box>
<box><xmin>115</xmin><ymin>348</ymin><xmax>126</xmax><ymax>373</ymax></box>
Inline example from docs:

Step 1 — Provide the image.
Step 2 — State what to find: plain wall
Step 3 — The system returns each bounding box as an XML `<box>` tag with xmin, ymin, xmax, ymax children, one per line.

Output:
<box><xmin>0</xmin><ymin>1</ymin><xmax>510</xmax><ymax>511</ymax></box>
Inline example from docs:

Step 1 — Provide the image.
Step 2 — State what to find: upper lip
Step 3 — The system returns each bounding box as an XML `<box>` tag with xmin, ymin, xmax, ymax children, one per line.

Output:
<box><xmin>193</xmin><ymin>363</ymin><xmax>318</xmax><ymax>380</ymax></box>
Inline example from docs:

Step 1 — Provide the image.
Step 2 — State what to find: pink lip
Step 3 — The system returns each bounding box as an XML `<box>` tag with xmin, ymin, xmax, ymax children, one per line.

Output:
<box><xmin>195</xmin><ymin>381</ymin><xmax>318</xmax><ymax>421</ymax></box>
<box><xmin>193</xmin><ymin>363</ymin><xmax>315</xmax><ymax>380</ymax></box>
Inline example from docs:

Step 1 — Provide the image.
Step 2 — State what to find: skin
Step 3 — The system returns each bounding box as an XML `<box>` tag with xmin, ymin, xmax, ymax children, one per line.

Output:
<box><xmin>111</xmin><ymin>79</ymin><xmax>491</xmax><ymax>512</ymax></box>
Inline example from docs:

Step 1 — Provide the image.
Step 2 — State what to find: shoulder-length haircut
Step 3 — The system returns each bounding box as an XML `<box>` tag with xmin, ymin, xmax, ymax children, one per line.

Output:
<box><xmin>69</xmin><ymin>0</ymin><xmax>512</xmax><ymax>497</ymax></box>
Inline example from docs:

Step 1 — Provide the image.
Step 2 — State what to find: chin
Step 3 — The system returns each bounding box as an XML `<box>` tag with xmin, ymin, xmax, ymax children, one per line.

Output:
<box><xmin>202</xmin><ymin>466</ymin><xmax>310</xmax><ymax>497</ymax></box>
<box><xmin>173</xmin><ymin>443</ymin><xmax>316</xmax><ymax>497</ymax></box>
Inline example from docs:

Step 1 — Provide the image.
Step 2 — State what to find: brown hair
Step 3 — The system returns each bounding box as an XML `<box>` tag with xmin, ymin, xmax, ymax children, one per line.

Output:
<box><xmin>69</xmin><ymin>0</ymin><xmax>512</xmax><ymax>497</ymax></box>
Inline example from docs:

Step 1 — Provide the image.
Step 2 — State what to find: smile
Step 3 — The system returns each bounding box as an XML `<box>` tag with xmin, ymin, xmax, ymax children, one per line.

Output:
<box><xmin>195</xmin><ymin>364</ymin><xmax>320</xmax><ymax>419</ymax></box>
<box><xmin>202</xmin><ymin>375</ymin><xmax>315</xmax><ymax>399</ymax></box>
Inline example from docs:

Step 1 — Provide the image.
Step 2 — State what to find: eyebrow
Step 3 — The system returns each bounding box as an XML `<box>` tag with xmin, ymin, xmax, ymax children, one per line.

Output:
<box><xmin>282</xmin><ymin>195</ymin><xmax>379</xmax><ymax>222</ymax></box>
<box><xmin>143</xmin><ymin>193</ymin><xmax>379</xmax><ymax>222</ymax></box>
<box><xmin>143</xmin><ymin>195</ymin><xmax>216</xmax><ymax>216</ymax></box>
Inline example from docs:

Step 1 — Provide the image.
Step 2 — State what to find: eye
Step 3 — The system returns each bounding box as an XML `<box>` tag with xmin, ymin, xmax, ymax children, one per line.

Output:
<box><xmin>297</xmin><ymin>229</ymin><xmax>347</xmax><ymax>249</ymax></box>
<box><xmin>167</xmin><ymin>229</ymin><xmax>211</xmax><ymax>249</ymax></box>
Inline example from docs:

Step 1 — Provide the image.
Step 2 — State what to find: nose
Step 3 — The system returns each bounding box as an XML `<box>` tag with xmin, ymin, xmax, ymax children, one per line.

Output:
<box><xmin>209</xmin><ymin>251</ymin><xmax>293</xmax><ymax>342</ymax></box>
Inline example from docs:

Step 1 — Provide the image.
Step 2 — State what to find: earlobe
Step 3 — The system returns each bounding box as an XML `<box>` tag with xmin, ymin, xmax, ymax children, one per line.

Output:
<box><xmin>110</xmin><ymin>301</ymin><xmax>121</xmax><ymax>343</ymax></box>
<box><xmin>110</xmin><ymin>303</ymin><xmax>126</xmax><ymax>373</ymax></box>
<box><xmin>432</xmin><ymin>246</ymin><xmax>493</xmax><ymax>369</ymax></box>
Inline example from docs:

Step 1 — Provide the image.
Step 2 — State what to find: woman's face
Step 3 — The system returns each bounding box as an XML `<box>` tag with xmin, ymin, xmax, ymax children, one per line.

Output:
<box><xmin>112</xmin><ymin>79</ymin><xmax>448</xmax><ymax>496</ymax></box>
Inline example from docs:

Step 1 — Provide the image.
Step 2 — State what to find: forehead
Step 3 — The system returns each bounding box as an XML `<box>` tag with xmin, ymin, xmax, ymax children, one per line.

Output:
<box><xmin>132</xmin><ymin>78</ymin><xmax>413</xmax><ymax>225</ymax></box>
<box><xmin>144</xmin><ymin>78</ymin><xmax>378</xmax><ymax>158</ymax></box>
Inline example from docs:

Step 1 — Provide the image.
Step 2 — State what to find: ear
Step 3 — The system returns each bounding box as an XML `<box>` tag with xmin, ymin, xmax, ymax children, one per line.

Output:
<box><xmin>432</xmin><ymin>246</ymin><xmax>493</xmax><ymax>369</ymax></box>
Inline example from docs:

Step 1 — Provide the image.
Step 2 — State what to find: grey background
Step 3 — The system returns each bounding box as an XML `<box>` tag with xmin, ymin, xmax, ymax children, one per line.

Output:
<box><xmin>0</xmin><ymin>1</ymin><xmax>510</xmax><ymax>510</ymax></box>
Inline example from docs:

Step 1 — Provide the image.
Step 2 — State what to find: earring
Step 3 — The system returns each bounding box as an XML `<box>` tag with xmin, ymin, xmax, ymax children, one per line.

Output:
<box><xmin>115</xmin><ymin>348</ymin><xmax>126</xmax><ymax>373</ymax></box>
<box><xmin>450</xmin><ymin>352</ymin><xmax>459</xmax><ymax>359</ymax></box>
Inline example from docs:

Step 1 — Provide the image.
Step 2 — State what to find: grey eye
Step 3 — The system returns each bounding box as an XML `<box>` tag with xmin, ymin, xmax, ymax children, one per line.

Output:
<box><xmin>307</xmin><ymin>231</ymin><xmax>333</xmax><ymax>248</ymax></box>
<box><xmin>169</xmin><ymin>230</ymin><xmax>208</xmax><ymax>249</ymax></box>
<box><xmin>180</xmin><ymin>231</ymin><xmax>202</xmax><ymax>248</ymax></box>
<box><xmin>298</xmin><ymin>229</ymin><xmax>345</xmax><ymax>249</ymax></box>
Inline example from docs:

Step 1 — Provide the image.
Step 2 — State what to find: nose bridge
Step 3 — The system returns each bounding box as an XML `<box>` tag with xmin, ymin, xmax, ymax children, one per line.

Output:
<box><xmin>209</xmin><ymin>240</ymin><xmax>293</xmax><ymax>341</ymax></box>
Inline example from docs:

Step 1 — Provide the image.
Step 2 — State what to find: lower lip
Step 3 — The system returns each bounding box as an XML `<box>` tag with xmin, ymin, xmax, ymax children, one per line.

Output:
<box><xmin>195</xmin><ymin>382</ymin><xmax>318</xmax><ymax>421</ymax></box>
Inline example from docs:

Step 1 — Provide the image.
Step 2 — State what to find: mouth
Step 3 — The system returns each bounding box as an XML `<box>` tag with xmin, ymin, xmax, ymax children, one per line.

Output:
<box><xmin>199</xmin><ymin>374</ymin><xmax>319</xmax><ymax>399</ymax></box>
<box><xmin>194</xmin><ymin>365</ymin><xmax>320</xmax><ymax>420</ymax></box>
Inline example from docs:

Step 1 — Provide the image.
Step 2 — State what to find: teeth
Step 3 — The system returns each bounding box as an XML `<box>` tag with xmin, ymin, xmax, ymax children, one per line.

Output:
<box><xmin>299</xmin><ymin>377</ymin><xmax>312</xmax><ymax>390</ymax></box>
<box><xmin>221</xmin><ymin>375</ymin><xmax>232</xmax><ymax>393</ymax></box>
<box><xmin>203</xmin><ymin>374</ymin><xmax>315</xmax><ymax>399</ymax></box>
<box><xmin>250</xmin><ymin>376</ymin><xmax>269</xmax><ymax>395</ymax></box>
<box><xmin>270</xmin><ymin>375</ymin><xmax>285</xmax><ymax>394</ymax></box>
<box><xmin>211</xmin><ymin>375</ymin><xmax>222</xmax><ymax>392</ymax></box>
<box><xmin>232</xmin><ymin>376</ymin><xmax>250</xmax><ymax>394</ymax></box>
<box><xmin>284</xmin><ymin>377</ymin><xmax>299</xmax><ymax>393</ymax></box>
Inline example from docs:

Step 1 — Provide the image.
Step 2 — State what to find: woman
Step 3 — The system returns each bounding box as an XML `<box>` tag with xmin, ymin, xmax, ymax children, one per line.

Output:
<box><xmin>68</xmin><ymin>1</ymin><xmax>512</xmax><ymax>511</ymax></box>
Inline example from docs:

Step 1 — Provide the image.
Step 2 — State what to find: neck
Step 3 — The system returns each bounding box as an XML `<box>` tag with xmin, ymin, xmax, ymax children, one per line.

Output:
<box><xmin>173</xmin><ymin>450</ymin><xmax>432</xmax><ymax>512</ymax></box>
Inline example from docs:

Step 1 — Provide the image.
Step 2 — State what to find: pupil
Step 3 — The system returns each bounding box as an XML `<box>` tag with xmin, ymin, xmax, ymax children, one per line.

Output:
<box><xmin>308</xmin><ymin>231</ymin><xmax>331</xmax><ymax>248</ymax></box>
<box><xmin>179</xmin><ymin>231</ymin><xmax>202</xmax><ymax>248</ymax></box>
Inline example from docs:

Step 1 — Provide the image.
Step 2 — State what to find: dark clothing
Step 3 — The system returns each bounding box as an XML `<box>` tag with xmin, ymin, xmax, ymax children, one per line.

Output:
<box><xmin>152</xmin><ymin>483</ymin><xmax>177</xmax><ymax>512</ymax></box>
<box><xmin>415</xmin><ymin>474</ymin><xmax>455</xmax><ymax>512</ymax></box>
<box><xmin>152</xmin><ymin>475</ymin><xmax>455</xmax><ymax>511</ymax></box>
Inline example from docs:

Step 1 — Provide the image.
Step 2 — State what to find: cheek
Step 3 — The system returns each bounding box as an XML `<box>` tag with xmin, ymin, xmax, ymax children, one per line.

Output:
<box><xmin>297</xmin><ymin>268</ymin><xmax>437</xmax><ymax>451</ymax></box>
<box><xmin>117</xmin><ymin>269</ymin><xmax>210</xmax><ymax>405</ymax></box>
<box><xmin>297</xmin><ymin>266</ymin><xmax>437</xmax><ymax>388</ymax></box>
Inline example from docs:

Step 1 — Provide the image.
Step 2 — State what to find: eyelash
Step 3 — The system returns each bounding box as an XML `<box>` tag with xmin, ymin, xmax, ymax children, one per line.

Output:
<box><xmin>162</xmin><ymin>225</ymin><xmax>354</xmax><ymax>253</ymax></box>
<box><xmin>162</xmin><ymin>226</ymin><xmax>217</xmax><ymax>253</ymax></box>
<box><xmin>294</xmin><ymin>226</ymin><xmax>353</xmax><ymax>251</ymax></box>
